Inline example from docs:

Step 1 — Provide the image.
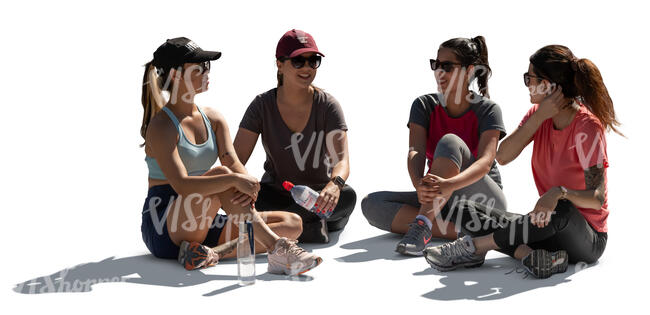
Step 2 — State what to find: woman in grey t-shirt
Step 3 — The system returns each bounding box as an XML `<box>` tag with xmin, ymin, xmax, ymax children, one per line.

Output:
<box><xmin>362</xmin><ymin>36</ymin><xmax>518</xmax><ymax>256</ymax></box>
<box><xmin>233</xmin><ymin>29</ymin><xmax>356</xmax><ymax>243</ymax></box>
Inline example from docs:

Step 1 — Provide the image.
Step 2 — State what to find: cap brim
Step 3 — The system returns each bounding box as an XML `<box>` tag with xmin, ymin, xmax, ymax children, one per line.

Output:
<box><xmin>186</xmin><ymin>49</ymin><xmax>222</xmax><ymax>62</ymax></box>
<box><xmin>288</xmin><ymin>48</ymin><xmax>324</xmax><ymax>58</ymax></box>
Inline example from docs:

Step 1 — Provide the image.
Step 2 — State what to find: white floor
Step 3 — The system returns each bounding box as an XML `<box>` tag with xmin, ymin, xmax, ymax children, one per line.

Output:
<box><xmin>5</xmin><ymin>201</ymin><xmax>645</xmax><ymax>314</ymax></box>
<box><xmin>2</xmin><ymin>1</ymin><xmax>649</xmax><ymax>313</ymax></box>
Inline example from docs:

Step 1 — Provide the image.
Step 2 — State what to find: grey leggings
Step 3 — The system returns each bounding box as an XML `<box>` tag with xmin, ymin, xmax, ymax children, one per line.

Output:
<box><xmin>362</xmin><ymin>133</ymin><xmax>509</xmax><ymax>233</ymax></box>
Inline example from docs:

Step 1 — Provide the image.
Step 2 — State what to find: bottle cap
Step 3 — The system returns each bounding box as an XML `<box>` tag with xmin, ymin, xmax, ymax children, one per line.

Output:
<box><xmin>282</xmin><ymin>181</ymin><xmax>294</xmax><ymax>191</ymax></box>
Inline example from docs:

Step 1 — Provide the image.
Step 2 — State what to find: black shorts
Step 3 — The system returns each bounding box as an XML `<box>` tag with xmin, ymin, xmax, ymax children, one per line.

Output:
<box><xmin>140</xmin><ymin>184</ymin><xmax>228</xmax><ymax>259</ymax></box>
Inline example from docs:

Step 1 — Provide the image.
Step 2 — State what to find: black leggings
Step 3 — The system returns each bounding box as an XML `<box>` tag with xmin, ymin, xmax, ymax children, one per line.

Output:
<box><xmin>254</xmin><ymin>183</ymin><xmax>357</xmax><ymax>243</ymax></box>
<box><xmin>442</xmin><ymin>200</ymin><xmax>607</xmax><ymax>263</ymax></box>
<box><xmin>492</xmin><ymin>200</ymin><xmax>607</xmax><ymax>264</ymax></box>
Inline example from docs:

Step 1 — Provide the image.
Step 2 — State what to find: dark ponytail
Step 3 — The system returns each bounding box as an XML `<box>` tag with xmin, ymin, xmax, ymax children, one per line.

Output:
<box><xmin>440</xmin><ymin>36</ymin><xmax>491</xmax><ymax>97</ymax></box>
<box><xmin>530</xmin><ymin>45</ymin><xmax>622</xmax><ymax>135</ymax></box>
<box><xmin>574</xmin><ymin>58</ymin><xmax>621</xmax><ymax>135</ymax></box>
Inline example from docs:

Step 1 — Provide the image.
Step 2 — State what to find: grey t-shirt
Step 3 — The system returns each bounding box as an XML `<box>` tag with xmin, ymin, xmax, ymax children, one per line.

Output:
<box><xmin>239</xmin><ymin>88</ymin><xmax>348</xmax><ymax>190</ymax></box>
<box><xmin>407</xmin><ymin>92</ymin><xmax>506</xmax><ymax>187</ymax></box>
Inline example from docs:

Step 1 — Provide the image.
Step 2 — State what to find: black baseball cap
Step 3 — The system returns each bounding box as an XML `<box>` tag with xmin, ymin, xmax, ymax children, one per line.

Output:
<box><xmin>152</xmin><ymin>37</ymin><xmax>221</xmax><ymax>69</ymax></box>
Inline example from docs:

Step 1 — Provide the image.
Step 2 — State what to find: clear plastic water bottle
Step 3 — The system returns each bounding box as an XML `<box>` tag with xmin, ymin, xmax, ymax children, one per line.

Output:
<box><xmin>237</xmin><ymin>221</ymin><xmax>255</xmax><ymax>286</ymax></box>
<box><xmin>282</xmin><ymin>181</ymin><xmax>331</xmax><ymax>219</ymax></box>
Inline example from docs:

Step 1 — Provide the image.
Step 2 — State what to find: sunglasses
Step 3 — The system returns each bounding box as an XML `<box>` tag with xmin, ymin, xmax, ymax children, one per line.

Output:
<box><xmin>523</xmin><ymin>72</ymin><xmax>546</xmax><ymax>87</ymax></box>
<box><xmin>281</xmin><ymin>55</ymin><xmax>322</xmax><ymax>69</ymax></box>
<box><xmin>430</xmin><ymin>59</ymin><xmax>464</xmax><ymax>72</ymax></box>
<box><xmin>198</xmin><ymin>61</ymin><xmax>210</xmax><ymax>74</ymax></box>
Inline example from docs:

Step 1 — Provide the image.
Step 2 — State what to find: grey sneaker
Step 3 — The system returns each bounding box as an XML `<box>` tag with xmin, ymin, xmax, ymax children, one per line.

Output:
<box><xmin>522</xmin><ymin>249</ymin><xmax>568</xmax><ymax>279</ymax></box>
<box><xmin>396</xmin><ymin>218</ymin><xmax>433</xmax><ymax>256</ymax></box>
<box><xmin>424</xmin><ymin>235</ymin><xmax>485</xmax><ymax>271</ymax></box>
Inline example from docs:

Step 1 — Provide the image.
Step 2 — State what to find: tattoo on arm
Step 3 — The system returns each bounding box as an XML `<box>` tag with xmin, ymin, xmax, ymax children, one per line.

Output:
<box><xmin>584</xmin><ymin>165</ymin><xmax>606</xmax><ymax>206</ymax></box>
<box><xmin>220</xmin><ymin>151</ymin><xmax>232</xmax><ymax>160</ymax></box>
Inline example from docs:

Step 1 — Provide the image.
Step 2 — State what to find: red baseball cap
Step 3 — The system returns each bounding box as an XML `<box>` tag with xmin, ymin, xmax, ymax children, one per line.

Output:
<box><xmin>275</xmin><ymin>29</ymin><xmax>324</xmax><ymax>59</ymax></box>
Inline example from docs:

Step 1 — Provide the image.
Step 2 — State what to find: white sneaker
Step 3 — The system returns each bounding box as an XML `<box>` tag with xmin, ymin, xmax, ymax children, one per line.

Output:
<box><xmin>267</xmin><ymin>237</ymin><xmax>322</xmax><ymax>275</ymax></box>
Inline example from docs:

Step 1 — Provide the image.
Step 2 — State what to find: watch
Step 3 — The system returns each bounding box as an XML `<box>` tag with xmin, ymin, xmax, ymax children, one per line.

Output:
<box><xmin>559</xmin><ymin>186</ymin><xmax>568</xmax><ymax>200</ymax></box>
<box><xmin>331</xmin><ymin>176</ymin><xmax>346</xmax><ymax>189</ymax></box>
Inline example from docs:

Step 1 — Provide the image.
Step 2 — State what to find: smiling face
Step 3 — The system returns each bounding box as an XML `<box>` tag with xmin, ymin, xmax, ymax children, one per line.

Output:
<box><xmin>434</xmin><ymin>47</ymin><xmax>471</xmax><ymax>96</ymax></box>
<box><xmin>276</xmin><ymin>52</ymin><xmax>318</xmax><ymax>89</ymax></box>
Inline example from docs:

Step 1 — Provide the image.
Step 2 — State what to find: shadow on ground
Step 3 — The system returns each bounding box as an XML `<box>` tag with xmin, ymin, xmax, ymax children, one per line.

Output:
<box><xmin>335</xmin><ymin>232</ymin><xmax>448</xmax><ymax>263</ymax></box>
<box><xmin>13</xmin><ymin>254</ymin><xmax>311</xmax><ymax>297</ymax></box>
<box><xmin>414</xmin><ymin>256</ymin><xmax>597</xmax><ymax>300</ymax></box>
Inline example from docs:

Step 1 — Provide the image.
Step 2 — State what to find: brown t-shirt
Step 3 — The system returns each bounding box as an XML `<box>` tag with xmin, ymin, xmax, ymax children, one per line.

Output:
<box><xmin>239</xmin><ymin>88</ymin><xmax>348</xmax><ymax>191</ymax></box>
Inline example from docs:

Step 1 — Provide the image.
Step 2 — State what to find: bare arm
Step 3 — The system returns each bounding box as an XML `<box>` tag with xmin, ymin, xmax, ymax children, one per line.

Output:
<box><xmin>497</xmin><ymin>86</ymin><xmax>569</xmax><ymax>165</ymax></box>
<box><xmin>563</xmin><ymin>165</ymin><xmax>606</xmax><ymax>209</ymax></box>
<box><xmin>205</xmin><ymin>108</ymin><xmax>248</xmax><ymax>175</ymax></box>
<box><xmin>325</xmin><ymin>130</ymin><xmax>350</xmax><ymax>182</ymax></box>
<box><xmin>233</xmin><ymin>128</ymin><xmax>260</xmax><ymax>166</ymax></box>
<box><xmin>445</xmin><ymin>129</ymin><xmax>501</xmax><ymax>190</ymax></box>
<box><xmin>315</xmin><ymin>129</ymin><xmax>350</xmax><ymax>213</ymax></box>
<box><xmin>531</xmin><ymin>164</ymin><xmax>607</xmax><ymax>227</ymax></box>
<box><xmin>496</xmin><ymin>122</ymin><xmax>537</xmax><ymax>166</ymax></box>
<box><xmin>407</xmin><ymin>123</ymin><xmax>428</xmax><ymax>188</ymax></box>
<box><xmin>146</xmin><ymin>115</ymin><xmax>243</xmax><ymax>197</ymax></box>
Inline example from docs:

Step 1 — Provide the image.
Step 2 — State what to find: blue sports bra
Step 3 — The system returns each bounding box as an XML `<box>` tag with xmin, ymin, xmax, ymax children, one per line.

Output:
<box><xmin>145</xmin><ymin>106</ymin><xmax>218</xmax><ymax>180</ymax></box>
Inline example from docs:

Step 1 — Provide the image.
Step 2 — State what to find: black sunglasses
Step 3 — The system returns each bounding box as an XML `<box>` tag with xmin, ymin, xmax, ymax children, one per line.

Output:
<box><xmin>184</xmin><ymin>61</ymin><xmax>211</xmax><ymax>74</ymax></box>
<box><xmin>198</xmin><ymin>61</ymin><xmax>210</xmax><ymax>74</ymax></box>
<box><xmin>523</xmin><ymin>72</ymin><xmax>546</xmax><ymax>87</ymax></box>
<box><xmin>430</xmin><ymin>59</ymin><xmax>464</xmax><ymax>72</ymax></box>
<box><xmin>281</xmin><ymin>55</ymin><xmax>322</xmax><ymax>69</ymax></box>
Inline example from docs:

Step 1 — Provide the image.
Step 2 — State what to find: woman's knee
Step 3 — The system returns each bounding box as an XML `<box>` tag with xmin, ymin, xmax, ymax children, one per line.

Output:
<box><xmin>361</xmin><ymin>193</ymin><xmax>378</xmax><ymax>220</ymax></box>
<box><xmin>361</xmin><ymin>193</ymin><xmax>394</xmax><ymax>231</ymax></box>
<box><xmin>337</xmin><ymin>186</ymin><xmax>357</xmax><ymax>213</ymax></box>
<box><xmin>433</xmin><ymin>133</ymin><xmax>468</xmax><ymax>167</ymax></box>
<box><xmin>284</xmin><ymin>212</ymin><xmax>303</xmax><ymax>239</ymax></box>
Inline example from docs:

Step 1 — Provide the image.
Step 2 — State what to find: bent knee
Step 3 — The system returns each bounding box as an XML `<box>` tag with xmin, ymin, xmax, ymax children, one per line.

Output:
<box><xmin>361</xmin><ymin>193</ymin><xmax>393</xmax><ymax>231</ymax></box>
<box><xmin>360</xmin><ymin>194</ymin><xmax>375</xmax><ymax>219</ymax></box>
<box><xmin>286</xmin><ymin>213</ymin><xmax>303</xmax><ymax>238</ymax></box>
<box><xmin>433</xmin><ymin>133</ymin><xmax>468</xmax><ymax>163</ymax></box>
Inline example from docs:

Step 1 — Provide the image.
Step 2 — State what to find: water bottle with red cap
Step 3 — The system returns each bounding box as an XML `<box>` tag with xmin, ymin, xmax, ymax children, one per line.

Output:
<box><xmin>282</xmin><ymin>181</ymin><xmax>331</xmax><ymax>219</ymax></box>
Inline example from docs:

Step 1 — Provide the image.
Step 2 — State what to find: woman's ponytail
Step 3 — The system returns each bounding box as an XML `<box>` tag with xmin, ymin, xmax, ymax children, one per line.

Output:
<box><xmin>471</xmin><ymin>36</ymin><xmax>490</xmax><ymax>98</ymax></box>
<box><xmin>573</xmin><ymin>58</ymin><xmax>622</xmax><ymax>136</ymax></box>
<box><xmin>140</xmin><ymin>61</ymin><xmax>165</xmax><ymax>145</ymax></box>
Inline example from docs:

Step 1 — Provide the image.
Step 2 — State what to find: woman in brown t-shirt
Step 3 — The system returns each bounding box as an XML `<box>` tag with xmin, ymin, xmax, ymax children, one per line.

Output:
<box><xmin>234</xmin><ymin>29</ymin><xmax>356</xmax><ymax>243</ymax></box>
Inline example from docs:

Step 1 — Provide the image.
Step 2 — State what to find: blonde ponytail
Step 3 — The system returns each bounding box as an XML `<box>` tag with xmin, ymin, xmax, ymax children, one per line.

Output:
<box><xmin>140</xmin><ymin>61</ymin><xmax>165</xmax><ymax>145</ymax></box>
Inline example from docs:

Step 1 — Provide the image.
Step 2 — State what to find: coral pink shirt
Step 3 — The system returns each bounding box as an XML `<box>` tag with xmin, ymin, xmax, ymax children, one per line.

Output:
<box><xmin>520</xmin><ymin>104</ymin><xmax>609</xmax><ymax>232</ymax></box>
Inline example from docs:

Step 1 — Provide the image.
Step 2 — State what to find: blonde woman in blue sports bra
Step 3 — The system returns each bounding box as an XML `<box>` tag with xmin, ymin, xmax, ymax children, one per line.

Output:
<box><xmin>140</xmin><ymin>37</ymin><xmax>322</xmax><ymax>275</ymax></box>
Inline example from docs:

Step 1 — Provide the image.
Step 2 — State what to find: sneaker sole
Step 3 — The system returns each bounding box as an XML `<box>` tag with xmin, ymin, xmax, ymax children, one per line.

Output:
<box><xmin>268</xmin><ymin>257</ymin><xmax>323</xmax><ymax>276</ymax></box>
<box><xmin>424</xmin><ymin>253</ymin><xmax>484</xmax><ymax>272</ymax></box>
<box><xmin>178</xmin><ymin>241</ymin><xmax>209</xmax><ymax>271</ymax></box>
<box><xmin>395</xmin><ymin>244</ymin><xmax>424</xmax><ymax>256</ymax></box>
<box><xmin>522</xmin><ymin>249</ymin><xmax>569</xmax><ymax>279</ymax></box>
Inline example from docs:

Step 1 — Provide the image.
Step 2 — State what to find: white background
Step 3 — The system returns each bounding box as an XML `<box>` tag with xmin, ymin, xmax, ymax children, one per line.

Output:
<box><xmin>2</xmin><ymin>0</ymin><xmax>648</xmax><ymax>313</ymax></box>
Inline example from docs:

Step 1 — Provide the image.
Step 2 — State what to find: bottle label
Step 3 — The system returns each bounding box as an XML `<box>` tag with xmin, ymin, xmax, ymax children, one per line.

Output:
<box><xmin>301</xmin><ymin>190</ymin><xmax>318</xmax><ymax>209</ymax></box>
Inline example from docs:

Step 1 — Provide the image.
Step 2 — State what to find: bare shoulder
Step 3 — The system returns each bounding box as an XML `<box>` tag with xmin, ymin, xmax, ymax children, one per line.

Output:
<box><xmin>145</xmin><ymin>109</ymin><xmax>178</xmax><ymax>153</ymax></box>
<box><xmin>201</xmin><ymin>106</ymin><xmax>227</xmax><ymax>129</ymax></box>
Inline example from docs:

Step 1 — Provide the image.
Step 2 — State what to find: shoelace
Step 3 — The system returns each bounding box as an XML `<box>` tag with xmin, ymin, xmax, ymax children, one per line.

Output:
<box><xmin>440</xmin><ymin>240</ymin><xmax>468</xmax><ymax>258</ymax></box>
<box><xmin>282</xmin><ymin>239</ymin><xmax>306</xmax><ymax>256</ymax></box>
<box><xmin>403</xmin><ymin>222</ymin><xmax>424</xmax><ymax>243</ymax></box>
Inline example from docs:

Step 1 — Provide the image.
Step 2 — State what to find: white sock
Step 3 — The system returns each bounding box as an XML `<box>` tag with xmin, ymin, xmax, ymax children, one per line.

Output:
<box><xmin>415</xmin><ymin>215</ymin><xmax>433</xmax><ymax>230</ymax></box>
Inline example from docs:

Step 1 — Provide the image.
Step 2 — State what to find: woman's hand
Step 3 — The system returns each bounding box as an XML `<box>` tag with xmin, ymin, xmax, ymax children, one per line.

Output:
<box><xmin>231</xmin><ymin>173</ymin><xmax>260</xmax><ymax>203</ymax></box>
<box><xmin>422</xmin><ymin>173</ymin><xmax>457</xmax><ymax>197</ymax></box>
<box><xmin>416</xmin><ymin>177</ymin><xmax>437</xmax><ymax>205</ymax></box>
<box><xmin>231</xmin><ymin>190</ymin><xmax>254</xmax><ymax>206</ymax></box>
<box><xmin>316</xmin><ymin>183</ymin><xmax>340</xmax><ymax>216</ymax></box>
<box><xmin>535</xmin><ymin>86</ymin><xmax>572</xmax><ymax>121</ymax></box>
<box><xmin>528</xmin><ymin>187</ymin><xmax>561</xmax><ymax>228</ymax></box>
